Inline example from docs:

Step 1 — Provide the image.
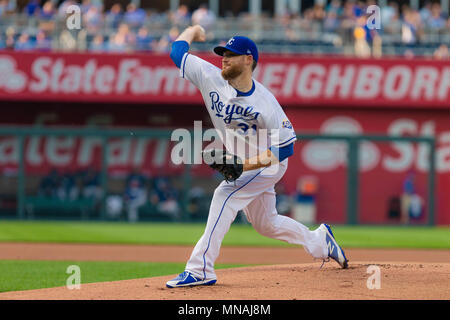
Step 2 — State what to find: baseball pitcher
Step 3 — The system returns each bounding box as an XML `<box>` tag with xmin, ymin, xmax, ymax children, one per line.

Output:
<box><xmin>166</xmin><ymin>25</ymin><xmax>348</xmax><ymax>288</ymax></box>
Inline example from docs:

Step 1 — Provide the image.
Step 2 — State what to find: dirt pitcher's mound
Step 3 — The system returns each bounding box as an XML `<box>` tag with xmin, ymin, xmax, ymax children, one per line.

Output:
<box><xmin>1</xmin><ymin>262</ymin><xmax>449</xmax><ymax>300</ymax></box>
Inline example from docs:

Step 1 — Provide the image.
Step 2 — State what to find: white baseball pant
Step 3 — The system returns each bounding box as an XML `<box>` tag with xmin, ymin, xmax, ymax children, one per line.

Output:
<box><xmin>185</xmin><ymin>161</ymin><xmax>329</xmax><ymax>280</ymax></box>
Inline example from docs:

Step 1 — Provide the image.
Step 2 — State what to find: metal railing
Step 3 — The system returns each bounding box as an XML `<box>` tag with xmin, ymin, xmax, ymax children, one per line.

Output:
<box><xmin>1</xmin><ymin>13</ymin><xmax>449</xmax><ymax>56</ymax></box>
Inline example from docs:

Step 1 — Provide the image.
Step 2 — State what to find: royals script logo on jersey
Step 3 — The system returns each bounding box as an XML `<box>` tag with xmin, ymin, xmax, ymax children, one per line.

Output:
<box><xmin>209</xmin><ymin>91</ymin><xmax>260</xmax><ymax>124</ymax></box>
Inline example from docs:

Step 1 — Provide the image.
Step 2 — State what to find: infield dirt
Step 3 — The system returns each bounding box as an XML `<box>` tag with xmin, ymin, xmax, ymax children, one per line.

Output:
<box><xmin>0</xmin><ymin>243</ymin><xmax>449</xmax><ymax>300</ymax></box>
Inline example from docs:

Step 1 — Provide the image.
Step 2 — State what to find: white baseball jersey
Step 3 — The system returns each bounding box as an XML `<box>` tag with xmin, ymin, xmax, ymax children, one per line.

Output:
<box><xmin>178</xmin><ymin>52</ymin><xmax>328</xmax><ymax>281</ymax></box>
<box><xmin>180</xmin><ymin>53</ymin><xmax>297</xmax><ymax>162</ymax></box>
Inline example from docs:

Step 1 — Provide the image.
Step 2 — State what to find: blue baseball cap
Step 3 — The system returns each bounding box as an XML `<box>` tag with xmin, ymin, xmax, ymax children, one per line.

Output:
<box><xmin>214</xmin><ymin>36</ymin><xmax>259</xmax><ymax>63</ymax></box>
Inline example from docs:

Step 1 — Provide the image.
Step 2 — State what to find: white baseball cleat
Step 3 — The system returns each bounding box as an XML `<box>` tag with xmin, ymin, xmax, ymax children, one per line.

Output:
<box><xmin>166</xmin><ymin>271</ymin><xmax>217</xmax><ymax>288</ymax></box>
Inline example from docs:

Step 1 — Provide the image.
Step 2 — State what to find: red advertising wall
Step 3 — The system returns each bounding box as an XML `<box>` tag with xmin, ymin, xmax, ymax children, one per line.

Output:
<box><xmin>0</xmin><ymin>51</ymin><xmax>449</xmax><ymax>224</ymax></box>
<box><xmin>283</xmin><ymin>108</ymin><xmax>449</xmax><ymax>225</ymax></box>
<box><xmin>0</xmin><ymin>103</ymin><xmax>448</xmax><ymax>224</ymax></box>
<box><xmin>0</xmin><ymin>51</ymin><xmax>449</xmax><ymax>108</ymax></box>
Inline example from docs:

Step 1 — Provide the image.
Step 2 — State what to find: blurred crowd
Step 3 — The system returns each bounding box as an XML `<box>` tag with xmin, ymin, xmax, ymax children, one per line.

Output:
<box><xmin>283</xmin><ymin>0</ymin><xmax>449</xmax><ymax>38</ymax></box>
<box><xmin>38</xmin><ymin>167</ymin><xmax>185</xmax><ymax>222</ymax></box>
<box><xmin>0</xmin><ymin>0</ymin><xmax>448</xmax><ymax>57</ymax></box>
<box><xmin>0</xmin><ymin>0</ymin><xmax>219</xmax><ymax>53</ymax></box>
<box><xmin>280</xmin><ymin>0</ymin><xmax>449</xmax><ymax>58</ymax></box>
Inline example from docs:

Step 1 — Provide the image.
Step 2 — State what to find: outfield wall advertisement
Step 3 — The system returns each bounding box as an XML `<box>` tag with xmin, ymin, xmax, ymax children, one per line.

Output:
<box><xmin>0</xmin><ymin>50</ymin><xmax>449</xmax><ymax>224</ymax></box>
<box><xmin>0</xmin><ymin>51</ymin><xmax>449</xmax><ymax>108</ymax></box>
<box><xmin>0</xmin><ymin>105</ymin><xmax>448</xmax><ymax>224</ymax></box>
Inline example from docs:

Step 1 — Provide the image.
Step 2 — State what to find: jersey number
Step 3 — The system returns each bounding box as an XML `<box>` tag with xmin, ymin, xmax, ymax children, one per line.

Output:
<box><xmin>238</xmin><ymin>123</ymin><xmax>257</xmax><ymax>134</ymax></box>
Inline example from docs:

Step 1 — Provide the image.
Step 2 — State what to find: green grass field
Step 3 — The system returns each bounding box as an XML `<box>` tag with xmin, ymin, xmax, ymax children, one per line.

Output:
<box><xmin>0</xmin><ymin>260</ymin><xmax>245</xmax><ymax>293</ymax></box>
<box><xmin>0</xmin><ymin>220</ymin><xmax>449</xmax><ymax>248</ymax></box>
<box><xmin>0</xmin><ymin>220</ymin><xmax>449</xmax><ymax>293</ymax></box>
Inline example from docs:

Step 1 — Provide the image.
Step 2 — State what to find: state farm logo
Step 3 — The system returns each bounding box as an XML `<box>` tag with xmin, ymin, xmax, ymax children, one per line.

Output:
<box><xmin>0</xmin><ymin>54</ymin><xmax>197</xmax><ymax>97</ymax></box>
<box><xmin>0</xmin><ymin>56</ymin><xmax>27</xmax><ymax>92</ymax></box>
<box><xmin>301</xmin><ymin>116</ymin><xmax>380</xmax><ymax>172</ymax></box>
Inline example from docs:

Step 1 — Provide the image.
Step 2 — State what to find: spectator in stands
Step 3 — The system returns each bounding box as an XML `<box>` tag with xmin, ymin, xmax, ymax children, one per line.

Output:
<box><xmin>57</xmin><ymin>0</ymin><xmax>77</xmax><ymax>21</ymax></box>
<box><xmin>326</xmin><ymin>0</ymin><xmax>342</xmax><ymax>15</ymax></box>
<box><xmin>146</xmin><ymin>8</ymin><xmax>168</xmax><ymax>24</ymax></box>
<box><xmin>403</xmin><ymin>48</ymin><xmax>415</xmax><ymax>59</ymax></box>
<box><xmin>312</xmin><ymin>2</ymin><xmax>326</xmax><ymax>22</ymax></box>
<box><xmin>419</xmin><ymin>1</ymin><xmax>433</xmax><ymax>23</ymax></box>
<box><xmin>345</xmin><ymin>0</ymin><xmax>359</xmax><ymax>20</ymax></box>
<box><xmin>59</xmin><ymin>29</ymin><xmax>77</xmax><ymax>51</ymax></box>
<box><xmin>120</xmin><ymin>22</ymin><xmax>136</xmax><ymax>47</ymax></box>
<box><xmin>89</xmin><ymin>34</ymin><xmax>105</xmax><ymax>52</ymax></box>
<box><xmin>0</xmin><ymin>0</ymin><xmax>5</xmax><ymax>16</ymax></box>
<box><xmin>150</xmin><ymin>176</ymin><xmax>180</xmax><ymax>220</ymax></box>
<box><xmin>426</xmin><ymin>2</ymin><xmax>446</xmax><ymax>30</ymax></box>
<box><xmin>77</xmin><ymin>29</ymin><xmax>89</xmax><ymax>51</ymax></box>
<box><xmin>353</xmin><ymin>0</ymin><xmax>365</xmax><ymax>18</ymax></box>
<box><xmin>40</xmin><ymin>1</ymin><xmax>56</xmax><ymax>21</ymax></box>
<box><xmin>323</xmin><ymin>8</ymin><xmax>340</xmax><ymax>32</ymax></box>
<box><xmin>339</xmin><ymin>0</ymin><xmax>358</xmax><ymax>48</ymax></box>
<box><xmin>83</xmin><ymin>5</ymin><xmax>103</xmax><ymax>35</ymax></box>
<box><xmin>364</xmin><ymin>3</ymin><xmax>383</xmax><ymax>58</ymax></box>
<box><xmin>107</xmin><ymin>33</ymin><xmax>126</xmax><ymax>52</ymax></box>
<box><xmin>297</xmin><ymin>8</ymin><xmax>317</xmax><ymax>36</ymax></box>
<box><xmin>123</xmin><ymin>3</ymin><xmax>146</xmax><ymax>30</ymax></box>
<box><xmin>80</xmin><ymin>0</ymin><xmax>93</xmax><ymax>14</ymax></box>
<box><xmin>434</xmin><ymin>44</ymin><xmax>449</xmax><ymax>60</ymax></box>
<box><xmin>107</xmin><ymin>23</ymin><xmax>135</xmax><ymax>52</ymax></box>
<box><xmin>9</xmin><ymin>0</ymin><xmax>16</xmax><ymax>12</ymax></box>
<box><xmin>155</xmin><ymin>26</ymin><xmax>179</xmax><ymax>53</ymax></box>
<box><xmin>35</xmin><ymin>29</ymin><xmax>52</xmax><ymax>51</ymax></box>
<box><xmin>24</xmin><ymin>0</ymin><xmax>40</xmax><ymax>17</ymax></box>
<box><xmin>4</xmin><ymin>26</ymin><xmax>15</xmax><ymax>50</ymax></box>
<box><xmin>353</xmin><ymin>16</ymin><xmax>371</xmax><ymax>57</ymax></box>
<box><xmin>381</xmin><ymin>2</ymin><xmax>401</xmax><ymax>34</ymax></box>
<box><xmin>191</xmin><ymin>4</ymin><xmax>216</xmax><ymax>31</ymax></box>
<box><xmin>123</xmin><ymin>168</ymin><xmax>148</xmax><ymax>222</ymax></box>
<box><xmin>170</xmin><ymin>4</ymin><xmax>191</xmax><ymax>27</ymax></box>
<box><xmin>284</xmin><ymin>25</ymin><xmax>300</xmax><ymax>42</ymax></box>
<box><xmin>401</xmin><ymin>6</ymin><xmax>422</xmax><ymax>44</ymax></box>
<box><xmin>14</xmin><ymin>32</ymin><xmax>35</xmax><ymax>51</ymax></box>
<box><xmin>381</xmin><ymin>1</ymin><xmax>397</xmax><ymax>25</ymax></box>
<box><xmin>0</xmin><ymin>0</ymin><xmax>10</xmax><ymax>16</ymax></box>
<box><xmin>105</xmin><ymin>3</ymin><xmax>123</xmax><ymax>29</ymax></box>
<box><xmin>135</xmin><ymin>26</ymin><xmax>155</xmax><ymax>51</ymax></box>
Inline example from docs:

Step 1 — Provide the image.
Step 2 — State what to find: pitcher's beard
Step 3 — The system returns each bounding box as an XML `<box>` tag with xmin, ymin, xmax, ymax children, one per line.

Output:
<box><xmin>221</xmin><ymin>65</ymin><xmax>243</xmax><ymax>80</ymax></box>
